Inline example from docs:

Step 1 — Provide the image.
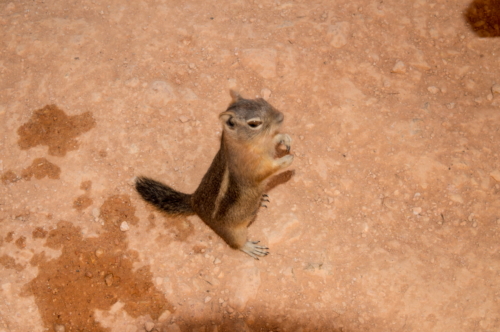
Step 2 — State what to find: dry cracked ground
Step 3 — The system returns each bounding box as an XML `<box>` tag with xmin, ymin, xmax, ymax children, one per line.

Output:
<box><xmin>1</xmin><ymin>0</ymin><xmax>500</xmax><ymax>331</ymax></box>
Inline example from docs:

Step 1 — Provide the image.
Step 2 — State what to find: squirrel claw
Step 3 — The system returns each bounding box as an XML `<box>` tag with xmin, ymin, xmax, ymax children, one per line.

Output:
<box><xmin>241</xmin><ymin>241</ymin><xmax>269</xmax><ymax>259</ymax></box>
<box><xmin>261</xmin><ymin>194</ymin><xmax>270</xmax><ymax>206</ymax></box>
<box><xmin>278</xmin><ymin>134</ymin><xmax>292</xmax><ymax>152</ymax></box>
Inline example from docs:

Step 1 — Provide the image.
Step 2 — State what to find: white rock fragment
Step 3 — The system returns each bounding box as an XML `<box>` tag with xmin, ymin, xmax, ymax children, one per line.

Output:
<box><xmin>158</xmin><ymin>310</ymin><xmax>172</xmax><ymax>322</ymax></box>
<box><xmin>446</xmin><ymin>102</ymin><xmax>455</xmax><ymax>109</ymax></box>
<box><xmin>204</xmin><ymin>296</ymin><xmax>212</xmax><ymax>303</ymax></box>
<box><xmin>492</xmin><ymin>84</ymin><xmax>500</xmax><ymax>95</ymax></box>
<box><xmin>95</xmin><ymin>249</ymin><xmax>104</xmax><ymax>258</ymax></box>
<box><xmin>54</xmin><ymin>325</ymin><xmax>65</xmax><ymax>332</ymax></box>
<box><xmin>427</xmin><ymin>86</ymin><xmax>439</xmax><ymax>94</ymax></box>
<box><xmin>261</xmin><ymin>88</ymin><xmax>271</xmax><ymax>100</ymax></box>
<box><xmin>120</xmin><ymin>221</ymin><xmax>130</xmax><ymax>231</ymax></box>
<box><xmin>412</xmin><ymin>207</ymin><xmax>422</xmax><ymax>215</ymax></box>
<box><xmin>391</xmin><ymin>61</ymin><xmax>406</xmax><ymax>74</ymax></box>
<box><xmin>144</xmin><ymin>321</ymin><xmax>155</xmax><ymax>332</ymax></box>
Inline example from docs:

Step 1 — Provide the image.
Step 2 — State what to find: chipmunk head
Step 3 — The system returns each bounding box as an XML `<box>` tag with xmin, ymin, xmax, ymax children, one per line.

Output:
<box><xmin>219</xmin><ymin>90</ymin><xmax>284</xmax><ymax>142</ymax></box>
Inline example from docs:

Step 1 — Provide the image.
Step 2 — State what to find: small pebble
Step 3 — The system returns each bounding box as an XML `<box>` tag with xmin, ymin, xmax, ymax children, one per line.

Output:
<box><xmin>427</xmin><ymin>86</ymin><xmax>439</xmax><ymax>94</ymax></box>
<box><xmin>261</xmin><ymin>88</ymin><xmax>271</xmax><ymax>100</ymax></box>
<box><xmin>412</xmin><ymin>207</ymin><xmax>422</xmax><ymax>215</ymax></box>
<box><xmin>205</xmin><ymin>296</ymin><xmax>212</xmax><ymax>303</ymax></box>
<box><xmin>120</xmin><ymin>221</ymin><xmax>130</xmax><ymax>231</ymax></box>
<box><xmin>214</xmin><ymin>258</ymin><xmax>221</xmax><ymax>264</ymax></box>
<box><xmin>95</xmin><ymin>248</ymin><xmax>104</xmax><ymax>257</ymax></box>
<box><xmin>144</xmin><ymin>321</ymin><xmax>155</xmax><ymax>332</ymax></box>
<box><xmin>490</xmin><ymin>170</ymin><xmax>500</xmax><ymax>182</ymax></box>
<box><xmin>491</xmin><ymin>83</ymin><xmax>500</xmax><ymax>95</ymax></box>
<box><xmin>54</xmin><ymin>325</ymin><xmax>65</xmax><ymax>332</ymax></box>
<box><xmin>391</xmin><ymin>60</ymin><xmax>406</xmax><ymax>74</ymax></box>
<box><xmin>179</xmin><ymin>115</ymin><xmax>189</xmax><ymax>123</ymax></box>
<box><xmin>487</xmin><ymin>93</ymin><xmax>493</xmax><ymax>101</ymax></box>
<box><xmin>105</xmin><ymin>274</ymin><xmax>113</xmax><ymax>286</ymax></box>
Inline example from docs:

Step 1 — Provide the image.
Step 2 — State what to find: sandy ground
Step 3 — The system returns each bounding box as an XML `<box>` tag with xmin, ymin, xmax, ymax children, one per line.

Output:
<box><xmin>1</xmin><ymin>0</ymin><xmax>500</xmax><ymax>331</ymax></box>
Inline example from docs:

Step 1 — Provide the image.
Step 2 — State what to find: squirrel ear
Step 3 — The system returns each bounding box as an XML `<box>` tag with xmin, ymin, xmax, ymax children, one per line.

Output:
<box><xmin>229</xmin><ymin>90</ymin><xmax>242</xmax><ymax>102</ymax></box>
<box><xmin>219</xmin><ymin>111</ymin><xmax>236</xmax><ymax>128</ymax></box>
<box><xmin>219</xmin><ymin>111</ymin><xmax>233</xmax><ymax>120</ymax></box>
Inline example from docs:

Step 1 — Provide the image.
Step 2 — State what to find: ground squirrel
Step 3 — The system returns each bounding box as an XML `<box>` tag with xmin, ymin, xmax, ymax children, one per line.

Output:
<box><xmin>135</xmin><ymin>90</ymin><xmax>293</xmax><ymax>259</ymax></box>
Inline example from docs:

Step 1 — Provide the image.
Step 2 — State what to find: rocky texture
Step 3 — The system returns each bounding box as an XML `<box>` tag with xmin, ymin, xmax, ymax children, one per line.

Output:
<box><xmin>1</xmin><ymin>0</ymin><xmax>500</xmax><ymax>331</ymax></box>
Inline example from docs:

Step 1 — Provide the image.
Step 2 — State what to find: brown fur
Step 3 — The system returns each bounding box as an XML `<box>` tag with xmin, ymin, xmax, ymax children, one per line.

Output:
<box><xmin>135</xmin><ymin>90</ymin><xmax>293</xmax><ymax>259</ymax></box>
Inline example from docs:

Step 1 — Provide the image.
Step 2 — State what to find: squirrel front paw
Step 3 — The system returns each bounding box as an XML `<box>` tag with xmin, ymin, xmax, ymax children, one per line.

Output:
<box><xmin>275</xmin><ymin>133</ymin><xmax>292</xmax><ymax>152</ymax></box>
<box><xmin>277</xmin><ymin>154</ymin><xmax>294</xmax><ymax>168</ymax></box>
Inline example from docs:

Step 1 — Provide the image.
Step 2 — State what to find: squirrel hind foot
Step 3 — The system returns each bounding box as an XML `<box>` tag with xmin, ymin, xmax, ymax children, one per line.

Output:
<box><xmin>240</xmin><ymin>241</ymin><xmax>269</xmax><ymax>260</ymax></box>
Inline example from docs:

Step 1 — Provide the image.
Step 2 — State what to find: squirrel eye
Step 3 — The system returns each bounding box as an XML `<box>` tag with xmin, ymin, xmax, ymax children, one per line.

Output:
<box><xmin>247</xmin><ymin>120</ymin><xmax>262</xmax><ymax>128</ymax></box>
<box><xmin>226</xmin><ymin>117</ymin><xmax>235</xmax><ymax>128</ymax></box>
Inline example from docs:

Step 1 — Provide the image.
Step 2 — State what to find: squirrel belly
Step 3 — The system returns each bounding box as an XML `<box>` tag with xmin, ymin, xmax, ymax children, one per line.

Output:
<box><xmin>135</xmin><ymin>176</ymin><xmax>194</xmax><ymax>215</ymax></box>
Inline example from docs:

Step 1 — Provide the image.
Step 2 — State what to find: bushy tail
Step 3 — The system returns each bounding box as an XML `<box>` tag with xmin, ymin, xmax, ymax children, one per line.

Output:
<box><xmin>135</xmin><ymin>176</ymin><xmax>194</xmax><ymax>215</ymax></box>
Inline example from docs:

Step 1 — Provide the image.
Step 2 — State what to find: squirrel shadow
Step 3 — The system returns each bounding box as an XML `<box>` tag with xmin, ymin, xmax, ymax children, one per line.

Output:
<box><xmin>166</xmin><ymin>317</ymin><xmax>348</xmax><ymax>332</ymax></box>
<box><xmin>464</xmin><ymin>0</ymin><xmax>500</xmax><ymax>37</ymax></box>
